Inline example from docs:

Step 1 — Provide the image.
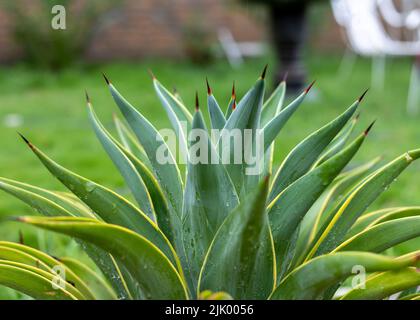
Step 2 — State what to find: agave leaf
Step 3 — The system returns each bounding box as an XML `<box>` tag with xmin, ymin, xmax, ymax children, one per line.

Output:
<box><xmin>397</xmin><ymin>285</ymin><xmax>419</xmax><ymax>299</ymax></box>
<box><xmin>172</xmin><ymin>88</ymin><xmax>185</xmax><ymax>104</ymax></box>
<box><xmin>261</xmin><ymin>80</ymin><xmax>286</xmax><ymax>126</ymax></box>
<box><xmin>399</xmin><ymin>292</ymin><xmax>420</xmax><ymax>300</ymax></box>
<box><xmin>87</xmin><ymin>101</ymin><xmax>155</xmax><ymax>220</ymax></box>
<box><xmin>0</xmin><ymin>262</ymin><xmax>77</xmax><ymax>300</ymax></box>
<box><xmin>334</xmin><ymin>216</ymin><xmax>420</xmax><ymax>253</ymax></box>
<box><xmin>18</xmin><ymin>138</ymin><xmax>179</xmax><ymax>272</ymax></box>
<box><xmin>113</xmin><ymin>114</ymin><xmax>151</xmax><ymax>168</ymax></box>
<box><xmin>0</xmin><ymin>242</ymin><xmax>96</xmax><ymax>299</ymax></box>
<box><xmin>307</xmin><ymin>149</ymin><xmax>420</xmax><ymax>259</ymax></box>
<box><xmin>218</xmin><ymin>74</ymin><xmax>265</xmax><ymax>195</ymax></box>
<box><xmin>0</xmin><ymin>179</ymin><xmax>130</xmax><ymax>299</ymax></box>
<box><xmin>263</xmin><ymin>87</ymin><xmax>308</xmax><ymax>152</ymax></box>
<box><xmin>207</xmin><ymin>81</ymin><xmax>226</xmax><ymax>132</ymax></box>
<box><xmin>198</xmin><ymin>290</ymin><xmax>234</xmax><ymax>300</ymax></box>
<box><xmin>225</xmin><ymin>83</ymin><xmax>236</xmax><ymax>119</ymax></box>
<box><xmin>151</xmin><ymin>77</ymin><xmax>189</xmax><ymax>159</ymax></box>
<box><xmin>0</xmin><ymin>259</ymin><xmax>86</xmax><ymax>299</ymax></box>
<box><xmin>269</xmin><ymin>97</ymin><xmax>362</xmax><ymax>203</ymax></box>
<box><xmin>262</xmin><ymin>82</ymin><xmax>288</xmax><ymax>177</ymax></box>
<box><xmin>340</xmin><ymin>267</ymin><xmax>420</xmax><ymax>300</ymax></box>
<box><xmin>307</xmin><ymin>158</ymin><xmax>382</xmax><ymax>240</ymax></box>
<box><xmin>198</xmin><ymin>179</ymin><xmax>275</xmax><ymax>300</ymax></box>
<box><xmin>152</xmin><ymin>76</ymin><xmax>193</xmax><ymax>127</ymax></box>
<box><xmin>0</xmin><ymin>178</ymin><xmax>94</xmax><ymax>218</ymax></box>
<box><xmin>0</xmin><ymin>181</ymin><xmax>75</xmax><ymax>217</ymax></box>
<box><xmin>106</xmin><ymin>79</ymin><xmax>184</xmax><ymax>220</ymax></box>
<box><xmin>182</xmin><ymin>108</ymin><xmax>239</xmax><ymax>294</ymax></box>
<box><xmin>268</xmin><ymin>130</ymin><xmax>368</xmax><ymax>280</ymax></box>
<box><xmin>314</xmin><ymin>114</ymin><xmax>359</xmax><ymax>167</ymax></box>
<box><xmin>104</xmin><ymin>118</ymin><xmax>173</xmax><ymax>241</ymax></box>
<box><xmin>270</xmin><ymin>251</ymin><xmax>420</xmax><ymax>300</ymax></box>
<box><xmin>60</xmin><ymin>257</ymin><xmax>117</xmax><ymax>300</ymax></box>
<box><xmin>347</xmin><ymin>207</ymin><xmax>420</xmax><ymax>238</ymax></box>
<box><xmin>19</xmin><ymin>216</ymin><xmax>189</xmax><ymax>300</ymax></box>
<box><xmin>293</xmin><ymin>158</ymin><xmax>381</xmax><ymax>269</ymax></box>
<box><xmin>114</xmin><ymin>144</ymin><xmax>173</xmax><ymax>243</ymax></box>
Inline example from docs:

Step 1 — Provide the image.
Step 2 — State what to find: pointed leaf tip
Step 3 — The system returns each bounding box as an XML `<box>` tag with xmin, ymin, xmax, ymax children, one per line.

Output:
<box><xmin>18</xmin><ymin>230</ymin><xmax>24</xmax><ymax>245</ymax></box>
<box><xmin>102</xmin><ymin>73</ymin><xmax>110</xmax><ymax>85</ymax></box>
<box><xmin>305</xmin><ymin>80</ymin><xmax>316</xmax><ymax>94</ymax></box>
<box><xmin>147</xmin><ymin>69</ymin><xmax>156</xmax><ymax>80</ymax></box>
<box><xmin>364</xmin><ymin>120</ymin><xmax>376</xmax><ymax>136</ymax></box>
<box><xmin>17</xmin><ymin>132</ymin><xmax>33</xmax><ymax>149</ymax></box>
<box><xmin>231</xmin><ymin>81</ymin><xmax>236</xmax><ymax>98</ymax></box>
<box><xmin>261</xmin><ymin>64</ymin><xmax>268</xmax><ymax>79</ymax></box>
<box><xmin>358</xmin><ymin>88</ymin><xmax>369</xmax><ymax>102</ymax></box>
<box><xmin>206</xmin><ymin>77</ymin><xmax>212</xmax><ymax>95</ymax></box>
<box><xmin>282</xmin><ymin>71</ymin><xmax>289</xmax><ymax>83</ymax></box>
<box><xmin>195</xmin><ymin>91</ymin><xmax>199</xmax><ymax>111</ymax></box>
<box><xmin>85</xmin><ymin>90</ymin><xmax>91</xmax><ymax>104</ymax></box>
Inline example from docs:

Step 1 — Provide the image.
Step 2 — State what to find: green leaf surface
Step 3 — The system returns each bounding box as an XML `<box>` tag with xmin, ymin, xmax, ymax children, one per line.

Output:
<box><xmin>0</xmin><ymin>242</ymin><xmax>96</xmax><ymax>299</ymax></box>
<box><xmin>293</xmin><ymin>158</ymin><xmax>381</xmax><ymax>269</ymax></box>
<box><xmin>308</xmin><ymin>149</ymin><xmax>420</xmax><ymax>259</ymax></box>
<box><xmin>60</xmin><ymin>257</ymin><xmax>117</xmax><ymax>300</ymax></box>
<box><xmin>107</xmin><ymin>81</ymin><xmax>183</xmax><ymax>221</ymax></box>
<box><xmin>113</xmin><ymin>114</ymin><xmax>151</xmax><ymax>168</ymax></box>
<box><xmin>270</xmin><ymin>251</ymin><xmax>420</xmax><ymax>300</ymax></box>
<box><xmin>263</xmin><ymin>88</ymin><xmax>307</xmax><ymax>151</ymax></box>
<box><xmin>268</xmin><ymin>131</ymin><xmax>367</xmax><ymax>280</ymax></box>
<box><xmin>0</xmin><ymin>177</ymin><xmax>93</xmax><ymax>218</ymax></box>
<box><xmin>0</xmin><ymin>262</ymin><xmax>77</xmax><ymax>300</ymax></box>
<box><xmin>218</xmin><ymin>76</ymin><xmax>265</xmax><ymax>195</ymax></box>
<box><xmin>20</xmin><ymin>216</ymin><xmax>189</xmax><ymax>300</ymax></box>
<box><xmin>261</xmin><ymin>81</ymin><xmax>286</xmax><ymax>126</ymax></box>
<box><xmin>20</xmin><ymin>140</ymin><xmax>179</xmax><ymax>272</ymax></box>
<box><xmin>207</xmin><ymin>90</ymin><xmax>226</xmax><ymax>131</ymax></box>
<box><xmin>269</xmin><ymin>98</ymin><xmax>361</xmax><ymax>203</ymax></box>
<box><xmin>334</xmin><ymin>216</ymin><xmax>420</xmax><ymax>253</ymax></box>
<box><xmin>341</xmin><ymin>267</ymin><xmax>420</xmax><ymax>300</ymax></box>
<box><xmin>314</xmin><ymin>114</ymin><xmax>358</xmax><ymax>167</ymax></box>
<box><xmin>182</xmin><ymin>109</ymin><xmax>239</xmax><ymax>294</ymax></box>
<box><xmin>198</xmin><ymin>179</ymin><xmax>275</xmax><ymax>299</ymax></box>
<box><xmin>88</xmin><ymin>102</ymin><xmax>155</xmax><ymax>220</ymax></box>
<box><xmin>115</xmin><ymin>144</ymin><xmax>173</xmax><ymax>243</ymax></box>
<box><xmin>347</xmin><ymin>207</ymin><xmax>420</xmax><ymax>239</ymax></box>
<box><xmin>152</xmin><ymin>78</ymin><xmax>189</xmax><ymax>159</ymax></box>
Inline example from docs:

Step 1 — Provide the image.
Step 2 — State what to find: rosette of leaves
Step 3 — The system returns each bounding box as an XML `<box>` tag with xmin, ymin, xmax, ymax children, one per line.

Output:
<box><xmin>0</xmin><ymin>67</ymin><xmax>419</xmax><ymax>300</ymax></box>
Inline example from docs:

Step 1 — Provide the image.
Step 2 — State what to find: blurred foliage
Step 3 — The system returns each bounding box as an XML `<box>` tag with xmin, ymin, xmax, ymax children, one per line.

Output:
<box><xmin>2</xmin><ymin>0</ymin><xmax>121</xmax><ymax>70</ymax></box>
<box><xmin>182</xmin><ymin>19</ymin><xmax>215</xmax><ymax>65</ymax></box>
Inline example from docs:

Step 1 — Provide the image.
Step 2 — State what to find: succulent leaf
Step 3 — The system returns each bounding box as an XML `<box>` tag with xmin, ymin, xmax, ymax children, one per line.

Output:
<box><xmin>270</xmin><ymin>251</ymin><xmax>420</xmax><ymax>300</ymax></box>
<box><xmin>269</xmin><ymin>98</ymin><xmax>361</xmax><ymax>203</ymax></box>
<box><xmin>198</xmin><ymin>178</ymin><xmax>275</xmax><ymax>300</ymax></box>
<box><xmin>19</xmin><ymin>216</ymin><xmax>189</xmax><ymax>300</ymax></box>
<box><xmin>182</xmin><ymin>108</ymin><xmax>239</xmax><ymax>294</ymax></box>
<box><xmin>341</xmin><ymin>267</ymin><xmax>420</xmax><ymax>300</ymax></box>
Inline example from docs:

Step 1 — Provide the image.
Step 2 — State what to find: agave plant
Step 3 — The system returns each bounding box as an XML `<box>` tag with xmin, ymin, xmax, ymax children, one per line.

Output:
<box><xmin>0</xmin><ymin>67</ymin><xmax>419</xmax><ymax>300</ymax></box>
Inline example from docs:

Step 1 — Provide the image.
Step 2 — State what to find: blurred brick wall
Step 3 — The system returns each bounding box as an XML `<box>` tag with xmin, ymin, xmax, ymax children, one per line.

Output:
<box><xmin>0</xmin><ymin>0</ymin><xmax>266</xmax><ymax>63</ymax></box>
<box><xmin>0</xmin><ymin>8</ymin><xmax>20</xmax><ymax>62</ymax></box>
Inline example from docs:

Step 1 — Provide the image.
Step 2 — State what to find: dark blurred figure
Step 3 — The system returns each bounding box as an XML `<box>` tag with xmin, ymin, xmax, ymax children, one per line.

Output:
<box><xmin>244</xmin><ymin>0</ymin><xmax>326</xmax><ymax>93</ymax></box>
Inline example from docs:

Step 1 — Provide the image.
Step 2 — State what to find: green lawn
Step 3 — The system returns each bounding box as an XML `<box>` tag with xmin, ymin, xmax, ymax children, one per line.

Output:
<box><xmin>0</xmin><ymin>54</ymin><xmax>419</xmax><ymax>298</ymax></box>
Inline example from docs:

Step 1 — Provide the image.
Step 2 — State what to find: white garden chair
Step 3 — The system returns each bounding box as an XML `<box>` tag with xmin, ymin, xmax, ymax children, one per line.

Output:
<box><xmin>218</xmin><ymin>27</ymin><xmax>266</xmax><ymax>68</ymax></box>
<box><xmin>331</xmin><ymin>0</ymin><xmax>420</xmax><ymax>114</ymax></box>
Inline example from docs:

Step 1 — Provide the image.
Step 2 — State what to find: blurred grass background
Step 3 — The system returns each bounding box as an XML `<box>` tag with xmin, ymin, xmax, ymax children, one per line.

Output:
<box><xmin>0</xmin><ymin>53</ymin><xmax>419</xmax><ymax>298</ymax></box>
